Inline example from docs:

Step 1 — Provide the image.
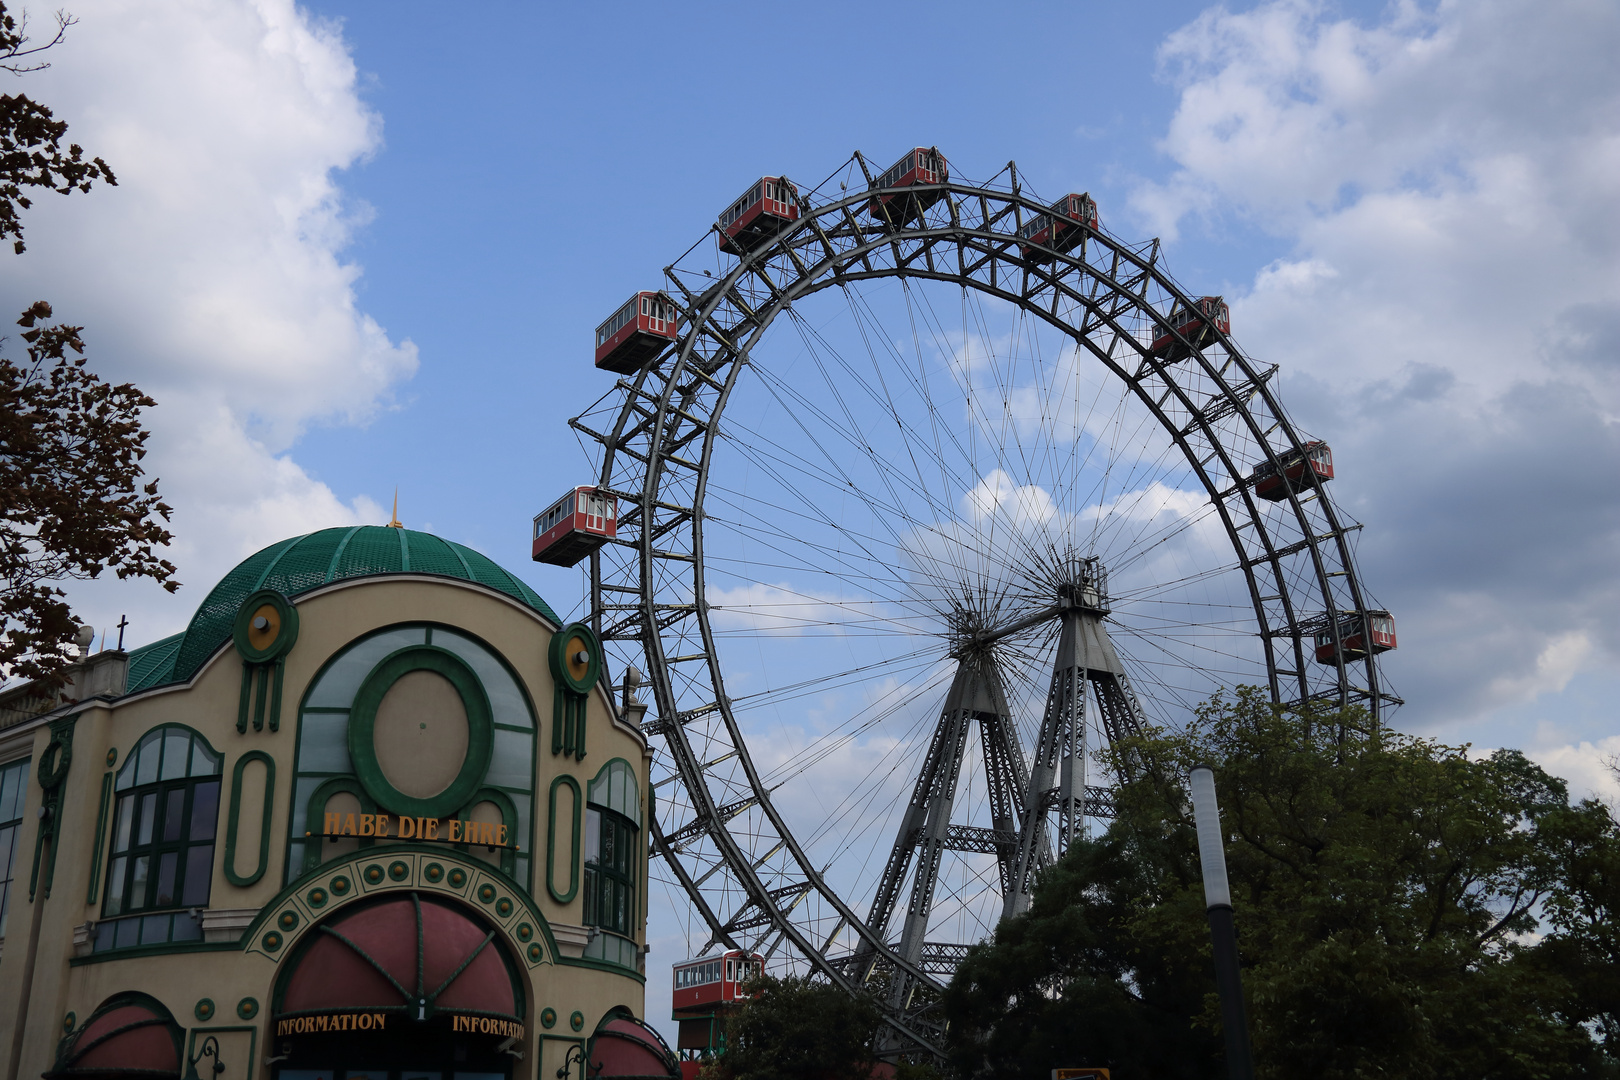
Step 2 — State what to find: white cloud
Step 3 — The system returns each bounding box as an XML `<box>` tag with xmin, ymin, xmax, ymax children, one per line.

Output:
<box><xmin>1528</xmin><ymin>734</ymin><xmax>1620</xmax><ymax>806</ymax></box>
<box><xmin>0</xmin><ymin>0</ymin><xmax>415</xmax><ymax>641</ymax></box>
<box><xmin>1131</xmin><ymin>0</ymin><xmax>1620</xmax><ymax>740</ymax></box>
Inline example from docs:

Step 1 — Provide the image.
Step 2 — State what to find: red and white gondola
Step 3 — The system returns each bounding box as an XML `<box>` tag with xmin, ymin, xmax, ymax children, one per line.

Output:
<box><xmin>595</xmin><ymin>291</ymin><xmax>680</xmax><ymax>374</ymax></box>
<box><xmin>531</xmin><ymin>486</ymin><xmax>616</xmax><ymax>567</ymax></box>
<box><xmin>1251</xmin><ymin>441</ymin><xmax>1334</xmax><ymax>502</ymax></box>
<box><xmin>1148</xmin><ymin>296</ymin><xmax>1229</xmax><ymax>362</ymax></box>
<box><xmin>1315</xmin><ymin>611</ymin><xmax>1397</xmax><ymax>664</ymax></box>
<box><xmin>1017</xmin><ymin>192</ymin><xmax>1099</xmax><ymax>261</ymax></box>
<box><xmin>867</xmin><ymin>146</ymin><xmax>949</xmax><ymax>228</ymax></box>
<box><xmin>718</xmin><ymin>177</ymin><xmax>800</xmax><ymax>255</ymax></box>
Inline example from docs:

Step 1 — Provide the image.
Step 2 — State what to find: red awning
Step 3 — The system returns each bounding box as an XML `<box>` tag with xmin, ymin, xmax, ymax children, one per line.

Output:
<box><xmin>48</xmin><ymin>1001</ymin><xmax>181</xmax><ymax>1079</ymax></box>
<box><xmin>280</xmin><ymin>894</ymin><xmax>517</xmax><ymax>1018</ymax></box>
<box><xmin>590</xmin><ymin>1016</ymin><xmax>678</xmax><ymax>1080</ymax></box>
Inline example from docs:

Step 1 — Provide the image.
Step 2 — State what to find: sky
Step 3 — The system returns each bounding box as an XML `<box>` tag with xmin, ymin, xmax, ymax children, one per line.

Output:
<box><xmin>4</xmin><ymin>0</ymin><xmax>1618</xmax><ymax>1024</ymax></box>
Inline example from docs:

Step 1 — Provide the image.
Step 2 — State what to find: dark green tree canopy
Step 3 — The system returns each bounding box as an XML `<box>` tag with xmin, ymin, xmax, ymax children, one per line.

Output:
<box><xmin>704</xmin><ymin>974</ymin><xmax>885</xmax><ymax>1080</ymax></box>
<box><xmin>944</xmin><ymin>689</ymin><xmax>1620</xmax><ymax>1080</ymax></box>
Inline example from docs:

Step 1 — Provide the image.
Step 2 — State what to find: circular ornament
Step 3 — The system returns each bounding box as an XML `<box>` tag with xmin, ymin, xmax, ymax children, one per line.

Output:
<box><xmin>330</xmin><ymin>875</ymin><xmax>351</xmax><ymax>895</ymax></box>
<box><xmin>63</xmin><ymin>1012</ymin><xmax>76</xmax><ymax>1033</ymax></box>
<box><xmin>278</xmin><ymin>910</ymin><xmax>299</xmax><ymax>931</ymax></box>
<box><xmin>232</xmin><ymin>590</ymin><xmax>299</xmax><ymax>664</ymax></box>
<box><xmin>477</xmin><ymin>883</ymin><xmax>496</xmax><ymax>904</ymax></box>
<box><xmin>193</xmin><ymin>1000</ymin><xmax>214</xmax><ymax>1022</ymax></box>
<box><xmin>528</xmin><ymin>943</ymin><xmax>544</xmax><ymax>962</ymax></box>
<box><xmin>423</xmin><ymin>862</ymin><xmax>444</xmax><ymax>883</ymax></box>
<box><xmin>346</xmin><ymin>646</ymin><xmax>493</xmax><ymax>819</ymax></box>
<box><xmin>540</xmin><ymin>1008</ymin><xmax>557</xmax><ymax>1029</ymax></box>
<box><xmin>364</xmin><ymin>864</ymin><xmax>385</xmax><ymax>885</ymax></box>
<box><xmin>388</xmin><ymin>860</ymin><xmax>411</xmax><ymax>881</ymax></box>
<box><xmin>237</xmin><ymin>998</ymin><xmax>259</xmax><ymax>1020</ymax></box>
<box><xmin>447</xmin><ymin>868</ymin><xmax>468</xmax><ymax>888</ymax></box>
<box><xmin>569</xmin><ymin>1011</ymin><xmax>584</xmax><ymax>1032</ymax></box>
<box><xmin>307</xmin><ymin>887</ymin><xmax>328</xmax><ymax>908</ymax></box>
<box><xmin>496</xmin><ymin>897</ymin><xmax>513</xmax><ymax>917</ymax></box>
<box><xmin>516</xmin><ymin>923</ymin><xmax>533</xmax><ymax>942</ymax></box>
<box><xmin>548</xmin><ymin>623</ymin><xmax>601</xmax><ymax>695</ymax></box>
<box><xmin>261</xmin><ymin>932</ymin><xmax>282</xmax><ymax>952</ymax></box>
<box><xmin>105</xmin><ymin>748</ymin><xmax>117</xmax><ymax>768</ymax></box>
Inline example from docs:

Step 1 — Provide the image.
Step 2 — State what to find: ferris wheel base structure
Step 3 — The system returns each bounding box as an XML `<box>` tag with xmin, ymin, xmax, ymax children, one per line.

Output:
<box><xmin>552</xmin><ymin>146</ymin><xmax>1401</xmax><ymax>1060</ymax></box>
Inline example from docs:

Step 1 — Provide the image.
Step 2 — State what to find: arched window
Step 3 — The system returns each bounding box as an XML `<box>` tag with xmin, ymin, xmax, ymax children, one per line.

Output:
<box><xmin>97</xmin><ymin>726</ymin><xmax>221</xmax><ymax>950</ymax></box>
<box><xmin>583</xmin><ymin>759</ymin><xmax>640</xmax><ymax>965</ymax></box>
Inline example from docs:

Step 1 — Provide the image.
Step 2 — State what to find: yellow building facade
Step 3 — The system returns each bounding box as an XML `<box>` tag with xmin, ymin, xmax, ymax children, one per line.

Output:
<box><xmin>0</xmin><ymin>527</ymin><xmax>673</xmax><ymax>1080</ymax></box>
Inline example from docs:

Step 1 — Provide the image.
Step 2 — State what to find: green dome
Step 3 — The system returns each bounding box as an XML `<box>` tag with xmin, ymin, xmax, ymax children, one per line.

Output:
<box><xmin>127</xmin><ymin>526</ymin><xmax>559</xmax><ymax>692</ymax></box>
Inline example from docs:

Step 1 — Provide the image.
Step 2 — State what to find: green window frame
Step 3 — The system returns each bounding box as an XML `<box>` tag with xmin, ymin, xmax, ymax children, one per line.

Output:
<box><xmin>582</xmin><ymin>759</ymin><xmax>640</xmax><ymax>939</ymax></box>
<box><xmin>0</xmin><ymin>756</ymin><xmax>30</xmax><ymax>938</ymax></box>
<box><xmin>101</xmin><ymin>727</ymin><xmax>222</xmax><ymax>922</ymax></box>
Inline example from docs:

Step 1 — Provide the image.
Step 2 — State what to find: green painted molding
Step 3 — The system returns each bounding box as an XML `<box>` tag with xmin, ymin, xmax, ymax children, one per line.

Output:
<box><xmin>68</xmin><ymin>940</ymin><xmax>239</xmax><ymax>967</ymax></box>
<box><xmin>347</xmin><ymin>645</ymin><xmax>493</xmax><ymax>818</ymax></box>
<box><xmin>224</xmin><ymin>751</ymin><xmax>277</xmax><ymax>887</ymax></box>
<box><xmin>31</xmin><ymin>713</ymin><xmax>76</xmax><ymax>900</ymax></box>
<box><xmin>300</xmin><ymin>777</ymin><xmax>378</xmax><ymax>874</ymax></box>
<box><xmin>86</xmin><ymin>772</ymin><xmax>113</xmax><ymax>905</ymax></box>
<box><xmin>240</xmin><ymin>843</ymin><xmax>564</xmax><ymax>972</ymax></box>
<box><xmin>546</xmin><ymin>775</ymin><xmax>582</xmax><ymax>905</ymax></box>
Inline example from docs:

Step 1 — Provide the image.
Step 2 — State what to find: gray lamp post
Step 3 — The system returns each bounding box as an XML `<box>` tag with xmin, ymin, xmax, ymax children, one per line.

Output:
<box><xmin>1189</xmin><ymin>766</ymin><xmax>1254</xmax><ymax>1080</ymax></box>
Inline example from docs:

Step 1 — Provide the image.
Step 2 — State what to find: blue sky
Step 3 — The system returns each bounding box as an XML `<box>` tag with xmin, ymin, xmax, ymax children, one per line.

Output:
<box><xmin>5</xmin><ymin>0</ymin><xmax>1618</xmax><ymax>1020</ymax></box>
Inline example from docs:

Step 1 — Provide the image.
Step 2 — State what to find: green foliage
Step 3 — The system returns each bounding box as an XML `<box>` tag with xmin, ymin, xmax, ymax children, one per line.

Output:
<box><xmin>943</xmin><ymin>688</ymin><xmax>1620</xmax><ymax>1080</ymax></box>
<box><xmin>705</xmin><ymin>974</ymin><xmax>884</xmax><ymax>1080</ymax></box>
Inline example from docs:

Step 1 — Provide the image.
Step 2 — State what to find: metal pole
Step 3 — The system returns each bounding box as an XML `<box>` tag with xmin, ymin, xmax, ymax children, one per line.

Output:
<box><xmin>1189</xmin><ymin>766</ymin><xmax>1254</xmax><ymax>1080</ymax></box>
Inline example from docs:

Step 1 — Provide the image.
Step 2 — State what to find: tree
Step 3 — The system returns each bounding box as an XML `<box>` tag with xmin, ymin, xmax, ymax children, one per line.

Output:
<box><xmin>0</xmin><ymin>2</ymin><xmax>173</xmax><ymax>689</ymax></box>
<box><xmin>703</xmin><ymin>974</ymin><xmax>884</xmax><ymax>1080</ymax></box>
<box><xmin>943</xmin><ymin>688</ymin><xmax>1620</xmax><ymax>1080</ymax></box>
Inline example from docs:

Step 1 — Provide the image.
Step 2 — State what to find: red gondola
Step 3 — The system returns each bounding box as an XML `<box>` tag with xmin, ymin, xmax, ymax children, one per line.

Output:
<box><xmin>718</xmin><ymin>177</ymin><xmax>800</xmax><ymax>255</ymax></box>
<box><xmin>1148</xmin><ymin>296</ymin><xmax>1229</xmax><ymax>361</ymax></box>
<box><xmin>595</xmin><ymin>292</ymin><xmax>680</xmax><ymax>374</ymax></box>
<box><xmin>1017</xmin><ymin>192</ymin><xmax>1099</xmax><ymax>261</ymax></box>
<box><xmin>532</xmin><ymin>486</ymin><xmax>616</xmax><ymax>567</ymax></box>
<box><xmin>867</xmin><ymin>147</ymin><xmax>948</xmax><ymax>228</ymax></box>
<box><xmin>1315</xmin><ymin>611</ymin><xmax>1397</xmax><ymax>664</ymax></box>
<box><xmin>672</xmin><ymin>950</ymin><xmax>763</xmax><ymax>1080</ymax></box>
<box><xmin>1252</xmin><ymin>441</ymin><xmax>1334</xmax><ymax>501</ymax></box>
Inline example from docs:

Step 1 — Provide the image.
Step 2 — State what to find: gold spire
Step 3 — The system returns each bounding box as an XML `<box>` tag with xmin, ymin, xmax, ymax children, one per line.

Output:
<box><xmin>386</xmin><ymin>488</ymin><xmax>403</xmax><ymax>528</ymax></box>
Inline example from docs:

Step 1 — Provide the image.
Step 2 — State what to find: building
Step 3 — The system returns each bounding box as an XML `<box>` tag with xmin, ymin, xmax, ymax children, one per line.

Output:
<box><xmin>0</xmin><ymin>526</ymin><xmax>677</xmax><ymax>1080</ymax></box>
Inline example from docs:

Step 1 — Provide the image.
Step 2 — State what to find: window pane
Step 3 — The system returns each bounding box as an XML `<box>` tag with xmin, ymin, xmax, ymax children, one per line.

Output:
<box><xmin>140</xmin><ymin>912</ymin><xmax>171</xmax><ymax>944</ymax></box>
<box><xmin>190</xmin><ymin>780</ymin><xmax>220</xmax><ymax>841</ymax></box>
<box><xmin>182</xmin><ymin>845</ymin><xmax>213</xmax><ymax>907</ymax></box>
<box><xmin>155</xmin><ymin>851</ymin><xmax>178</xmax><ymax>907</ymax></box>
<box><xmin>137</xmin><ymin>792</ymin><xmax>156</xmax><ymax>846</ymax></box>
<box><xmin>585</xmin><ymin>808</ymin><xmax>600</xmax><ymax>864</ymax></box>
<box><xmin>114</xmin><ymin>916</ymin><xmax>139</xmax><ymax>948</ymax></box>
<box><xmin>104</xmin><ymin>856</ymin><xmax>127</xmax><ymax>916</ymax></box>
<box><xmin>113</xmin><ymin>795</ymin><xmax>133</xmax><ymax>853</ymax></box>
<box><xmin>191</xmin><ymin>738</ymin><xmax>220</xmax><ymax>777</ymax></box>
<box><xmin>171</xmin><ymin>909</ymin><xmax>203</xmax><ymax>941</ymax></box>
<box><xmin>129</xmin><ymin>855</ymin><xmax>150</xmax><ymax>910</ymax></box>
<box><xmin>135</xmin><ymin>737</ymin><xmax>160</xmax><ymax>786</ymax></box>
<box><xmin>160</xmin><ymin>730</ymin><xmax>189</xmax><ymax>781</ymax></box>
<box><xmin>162</xmin><ymin>787</ymin><xmax>186</xmax><ymax>842</ymax></box>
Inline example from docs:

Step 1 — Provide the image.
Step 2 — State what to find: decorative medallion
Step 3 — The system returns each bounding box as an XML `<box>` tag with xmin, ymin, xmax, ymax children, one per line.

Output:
<box><xmin>347</xmin><ymin>646</ymin><xmax>493</xmax><ymax>818</ymax></box>
<box><xmin>364</xmin><ymin>864</ymin><xmax>385</xmax><ymax>885</ymax></box>
<box><xmin>516</xmin><ymin>923</ymin><xmax>533</xmax><ymax>942</ymax></box>
<box><xmin>62</xmin><ymin>1012</ymin><xmax>76</xmax><ymax>1033</ymax></box>
<box><xmin>549</xmin><ymin>623</ymin><xmax>601</xmax><ymax>760</ymax></box>
<box><xmin>237</xmin><ymin>998</ymin><xmax>259</xmax><ymax>1020</ymax></box>
<box><xmin>540</xmin><ymin>1008</ymin><xmax>557</xmax><ymax>1029</ymax></box>
<box><xmin>447</xmin><ymin>868</ymin><xmax>467</xmax><ymax>888</ymax></box>
<box><xmin>194</xmin><ymin>1000</ymin><xmax>214</xmax><ymax>1022</ymax></box>
<box><xmin>231</xmin><ymin>589</ymin><xmax>299</xmax><ymax>733</ymax></box>
<box><xmin>388</xmin><ymin>860</ymin><xmax>411</xmax><ymax>881</ymax></box>
<box><xmin>423</xmin><ymin>862</ymin><xmax>444</xmax><ymax>883</ymax></box>
<box><xmin>528</xmin><ymin>943</ymin><xmax>544</xmax><ymax>963</ymax></box>
<box><xmin>307</xmin><ymin>887</ymin><xmax>328</xmax><ymax>908</ymax></box>
<box><xmin>477</xmin><ymin>883</ymin><xmax>496</xmax><ymax>904</ymax></box>
<box><xmin>570</xmin><ymin>1011</ymin><xmax>584</xmax><ymax>1032</ymax></box>
<box><xmin>495</xmin><ymin>897</ymin><xmax>513</xmax><ymax>917</ymax></box>
<box><xmin>278</xmin><ymin>910</ymin><xmax>299</xmax><ymax>931</ymax></box>
<box><xmin>261</xmin><ymin>932</ymin><xmax>282</xmax><ymax>952</ymax></box>
<box><xmin>330</xmin><ymin>874</ymin><xmax>351</xmax><ymax>895</ymax></box>
<box><xmin>104</xmin><ymin>748</ymin><xmax>117</xmax><ymax>767</ymax></box>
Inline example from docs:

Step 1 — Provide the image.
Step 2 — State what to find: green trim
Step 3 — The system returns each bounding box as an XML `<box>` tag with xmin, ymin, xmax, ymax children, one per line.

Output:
<box><xmin>114</xmin><ymin>724</ymin><xmax>223</xmax><ymax>790</ymax></box>
<box><xmin>224</xmin><ymin>752</ymin><xmax>276</xmax><ymax>887</ymax></box>
<box><xmin>86</xmin><ymin>772</ymin><xmax>113</xmax><ymax>905</ymax></box>
<box><xmin>459</xmin><ymin>787</ymin><xmax>519</xmax><ymax>877</ymax></box>
<box><xmin>69</xmin><ymin>940</ymin><xmax>239</xmax><ymax>966</ymax></box>
<box><xmin>232</xmin><ymin>589</ymin><xmax>299</xmax><ymax>664</ymax></box>
<box><xmin>347</xmin><ymin>645</ymin><xmax>494</xmax><ymax>819</ymax></box>
<box><xmin>548</xmin><ymin>623</ymin><xmax>600</xmax><ymax>760</ymax></box>
<box><xmin>185</xmin><ymin>1026</ymin><xmax>256</xmax><ymax>1080</ymax></box>
<box><xmin>300</xmin><ymin>777</ymin><xmax>378</xmax><ymax>873</ymax></box>
<box><xmin>547</xmin><ymin>775</ymin><xmax>582</xmax><ymax>904</ymax></box>
<box><xmin>548</xmin><ymin>623</ymin><xmax>602</xmax><ymax>695</ymax></box>
<box><xmin>31</xmin><ymin>715</ymin><xmax>76</xmax><ymax>900</ymax></box>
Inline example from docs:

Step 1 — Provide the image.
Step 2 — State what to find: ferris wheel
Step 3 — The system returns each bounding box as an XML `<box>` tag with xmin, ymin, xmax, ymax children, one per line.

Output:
<box><xmin>555</xmin><ymin>149</ymin><xmax>1399</xmax><ymax>1058</ymax></box>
